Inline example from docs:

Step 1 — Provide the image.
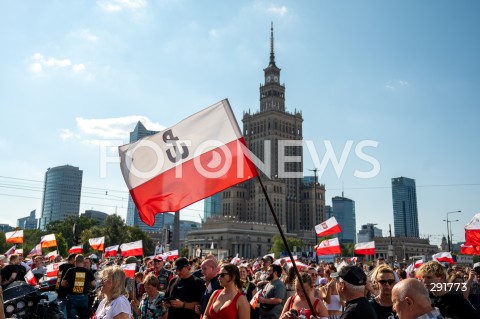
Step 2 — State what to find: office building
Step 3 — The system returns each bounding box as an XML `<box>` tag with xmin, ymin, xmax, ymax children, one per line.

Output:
<box><xmin>331</xmin><ymin>196</ymin><xmax>356</xmax><ymax>243</ymax></box>
<box><xmin>17</xmin><ymin>210</ymin><xmax>38</xmax><ymax>229</ymax></box>
<box><xmin>81</xmin><ymin>210</ymin><xmax>108</xmax><ymax>225</ymax></box>
<box><xmin>204</xmin><ymin>193</ymin><xmax>221</xmax><ymax>221</ymax></box>
<box><xmin>39</xmin><ymin>165</ymin><xmax>83</xmax><ymax>230</ymax></box>
<box><xmin>392</xmin><ymin>176</ymin><xmax>419</xmax><ymax>237</ymax></box>
<box><xmin>357</xmin><ymin>223</ymin><xmax>382</xmax><ymax>243</ymax></box>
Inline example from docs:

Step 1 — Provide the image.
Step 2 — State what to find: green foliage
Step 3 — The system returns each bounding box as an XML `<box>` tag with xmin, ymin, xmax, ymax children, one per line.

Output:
<box><xmin>180</xmin><ymin>247</ymin><xmax>189</xmax><ymax>257</ymax></box>
<box><xmin>341</xmin><ymin>242</ymin><xmax>355</xmax><ymax>257</ymax></box>
<box><xmin>270</xmin><ymin>235</ymin><xmax>304</xmax><ymax>258</ymax></box>
<box><xmin>46</xmin><ymin>215</ymin><xmax>99</xmax><ymax>247</ymax></box>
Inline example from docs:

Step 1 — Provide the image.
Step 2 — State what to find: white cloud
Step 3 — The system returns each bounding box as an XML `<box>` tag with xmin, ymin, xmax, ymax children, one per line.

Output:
<box><xmin>209</xmin><ymin>29</ymin><xmax>219</xmax><ymax>38</ymax></box>
<box><xmin>384</xmin><ymin>80</ymin><xmax>409</xmax><ymax>89</ymax></box>
<box><xmin>29</xmin><ymin>53</ymin><xmax>92</xmax><ymax>78</ymax></box>
<box><xmin>70</xmin><ymin>29</ymin><xmax>99</xmax><ymax>42</ymax></box>
<box><xmin>97</xmin><ymin>0</ymin><xmax>146</xmax><ymax>12</ymax></box>
<box><xmin>60</xmin><ymin>129</ymin><xmax>75</xmax><ymax>141</ymax></box>
<box><xmin>72</xmin><ymin>64</ymin><xmax>86</xmax><ymax>72</ymax></box>
<box><xmin>268</xmin><ymin>5</ymin><xmax>288</xmax><ymax>16</ymax></box>
<box><xmin>75</xmin><ymin>116</ymin><xmax>165</xmax><ymax>140</ymax></box>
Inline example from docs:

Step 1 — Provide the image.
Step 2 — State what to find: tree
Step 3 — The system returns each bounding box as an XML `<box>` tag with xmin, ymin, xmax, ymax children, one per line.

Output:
<box><xmin>46</xmin><ymin>216</ymin><xmax>99</xmax><ymax>247</ymax></box>
<box><xmin>341</xmin><ymin>242</ymin><xmax>355</xmax><ymax>257</ymax></box>
<box><xmin>125</xmin><ymin>226</ymin><xmax>154</xmax><ymax>254</ymax></box>
<box><xmin>104</xmin><ymin>214</ymin><xmax>129</xmax><ymax>246</ymax></box>
<box><xmin>270</xmin><ymin>235</ymin><xmax>304</xmax><ymax>258</ymax></box>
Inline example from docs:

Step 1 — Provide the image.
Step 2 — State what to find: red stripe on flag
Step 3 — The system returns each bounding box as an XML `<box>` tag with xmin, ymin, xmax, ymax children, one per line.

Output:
<box><xmin>354</xmin><ymin>248</ymin><xmax>376</xmax><ymax>255</ymax></box>
<box><xmin>316</xmin><ymin>224</ymin><xmax>342</xmax><ymax>237</ymax></box>
<box><xmin>130</xmin><ymin>138</ymin><xmax>258</xmax><ymax>226</ymax></box>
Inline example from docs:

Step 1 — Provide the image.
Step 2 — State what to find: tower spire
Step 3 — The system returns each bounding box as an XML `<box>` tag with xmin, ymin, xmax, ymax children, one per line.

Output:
<box><xmin>269</xmin><ymin>21</ymin><xmax>276</xmax><ymax>67</ymax></box>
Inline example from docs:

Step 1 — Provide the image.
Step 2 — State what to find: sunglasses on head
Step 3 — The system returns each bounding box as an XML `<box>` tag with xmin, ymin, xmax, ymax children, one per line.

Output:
<box><xmin>218</xmin><ymin>273</ymin><xmax>229</xmax><ymax>278</ymax></box>
<box><xmin>378</xmin><ymin>279</ymin><xmax>395</xmax><ymax>285</ymax></box>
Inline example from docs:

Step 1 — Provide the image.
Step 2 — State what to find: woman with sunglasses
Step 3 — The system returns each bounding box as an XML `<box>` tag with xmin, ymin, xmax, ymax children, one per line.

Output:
<box><xmin>131</xmin><ymin>274</ymin><xmax>167</xmax><ymax>319</ymax></box>
<box><xmin>280</xmin><ymin>273</ymin><xmax>328</xmax><ymax>319</ymax></box>
<box><xmin>369</xmin><ymin>265</ymin><xmax>398</xmax><ymax>319</ymax></box>
<box><xmin>203</xmin><ymin>264</ymin><xmax>250</xmax><ymax>319</ymax></box>
<box><xmin>95</xmin><ymin>266</ymin><xmax>131</xmax><ymax>319</ymax></box>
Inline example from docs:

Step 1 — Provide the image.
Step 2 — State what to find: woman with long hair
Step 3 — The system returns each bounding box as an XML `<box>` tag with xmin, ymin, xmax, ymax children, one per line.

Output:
<box><xmin>320</xmin><ymin>267</ymin><xmax>342</xmax><ymax>319</ymax></box>
<box><xmin>283</xmin><ymin>266</ymin><xmax>296</xmax><ymax>299</ymax></box>
<box><xmin>369</xmin><ymin>265</ymin><xmax>398</xmax><ymax>319</ymax></box>
<box><xmin>95</xmin><ymin>266</ymin><xmax>131</xmax><ymax>319</ymax></box>
<box><xmin>279</xmin><ymin>273</ymin><xmax>328</xmax><ymax>319</ymax></box>
<box><xmin>203</xmin><ymin>264</ymin><xmax>250</xmax><ymax>319</ymax></box>
<box><xmin>239</xmin><ymin>265</ymin><xmax>258</xmax><ymax>319</ymax></box>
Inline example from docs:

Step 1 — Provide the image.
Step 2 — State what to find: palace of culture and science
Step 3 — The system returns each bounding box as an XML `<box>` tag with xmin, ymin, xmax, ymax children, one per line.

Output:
<box><xmin>185</xmin><ymin>25</ymin><xmax>326</xmax><ymax>258</ymax></box>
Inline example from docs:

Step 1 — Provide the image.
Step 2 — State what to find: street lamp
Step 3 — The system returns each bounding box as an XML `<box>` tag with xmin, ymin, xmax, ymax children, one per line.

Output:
<box><xmin>443</xmin><ymin>210</ymin><xmax>461</xmax><ymax>252</ymax></box>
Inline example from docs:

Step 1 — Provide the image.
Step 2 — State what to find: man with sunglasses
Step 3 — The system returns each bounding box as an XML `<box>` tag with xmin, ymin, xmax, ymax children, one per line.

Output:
<box><xmin>369</xmin><ymin>265</ymin><xmax>397</xmax><ymax>319</ymax></box>
<box><xmin>164</xmin><ymin>257</ymin><xmax>206</xmax><ymax>319</ymax></box>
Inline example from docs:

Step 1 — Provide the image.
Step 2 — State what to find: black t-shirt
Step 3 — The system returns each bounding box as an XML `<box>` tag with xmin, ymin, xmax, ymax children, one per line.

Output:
<box><xmin>341</xmin><ymin>297</ymin><xmax>378</xmax><ymax>319</ymax></box>
<box><xmin>165</xmin><ymin>275</ymin><xmax>206</xmax><ymax>319</ymax></box>
<box><xmin>56</xmin><ymin>263</ymin><xmax>75</xmax><ymax>299</ymax></box>
<box><xmin>1</xmin><ymin>264</ymin><xmax>25</xmax><ymax>287</ymax></box>
<box><xmin>63</xmin><ymin>266</ymin><xmax>94</xmax><ymax>295</ymax></box>
<box><xmin>431</xmin><ymin>290</ymin><xmax>480</xmax><ymax>319</ymax></box>
<box><xmin>369</xmin><ymin>299</ymin><xmax>397</xmax><ymax>319</ymax></box>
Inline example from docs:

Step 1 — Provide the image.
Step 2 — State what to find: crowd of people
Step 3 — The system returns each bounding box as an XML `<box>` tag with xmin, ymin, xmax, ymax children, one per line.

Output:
<box><xmin>2</xmin><ymin>249</ymin><xmax>480</xmax><ymax>319</ymax></box>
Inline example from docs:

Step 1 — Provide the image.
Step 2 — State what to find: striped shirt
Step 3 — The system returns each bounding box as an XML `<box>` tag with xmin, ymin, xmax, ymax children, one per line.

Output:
<box><xmin>416</xmin><ymin>307</ymin><xmax>444</xmax><ymax>319</ymax></box>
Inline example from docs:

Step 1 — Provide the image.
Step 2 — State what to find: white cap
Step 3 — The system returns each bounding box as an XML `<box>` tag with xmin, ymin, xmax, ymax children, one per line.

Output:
<box><xmin>474</xmin><ymin>262</ymin><xmax>480</xmax><ymax>269</ymax></box>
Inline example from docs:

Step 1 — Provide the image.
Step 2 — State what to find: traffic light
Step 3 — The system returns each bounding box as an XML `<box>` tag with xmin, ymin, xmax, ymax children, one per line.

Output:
<box><xmin>167</xmin><ymin>229</ymin><xmax>173</xmax><ymax>244</ymax></box>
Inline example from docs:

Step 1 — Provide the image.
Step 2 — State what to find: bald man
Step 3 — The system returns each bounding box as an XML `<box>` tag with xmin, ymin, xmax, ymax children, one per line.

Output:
<box><xmin>196</xmin><ymin>259</ymin><xmax>220</xmax><ymax>315</ymax></box>
<box><xmin>392</xmin><ymin>278</ymin><xmax>443</xmax><ymax>319</ymax></box>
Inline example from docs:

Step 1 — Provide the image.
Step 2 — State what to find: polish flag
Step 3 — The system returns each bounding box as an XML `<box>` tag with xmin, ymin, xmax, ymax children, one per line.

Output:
<box><xmin>5</xmin><ymin>230</ymin><xmax>24</xmax><ymax>244</ymax></box>
<box><xmin>27</xmin><ymin>243</ymin><xmax>42</xmax><ymax>257</ymax></box>
<box><xmin>89</xmin><ymin>237</ymin><xmax>105</xmax><ymax>251</ymax></box>
<box><xmin>465</xmin><ymin>213</ymin><xmax>480</xmax><ymax>246</ymax></box>
<box><xmin>25</xmin><ymin>270</ymin><xmax>37</xmax><ymax>286</ymax></box>
<box><xmin>45</xmin><ymin>250</ymin><xmax>58</xmax><ymax>261</ymax></box>
<box><xmin>315</xmin><ymin>217</ymin><xmax>342</xmax><ymax>237</ymax></box>
<box><xmin>41</xmin><ymin>234</ymin><xmax>57</xmax><ymax>248</ymax></box>
<box><xmin>120</xmin><ymin>240</ymin><xmax>143</xmax><ymax>257</ymax></box>
<box><xmin>460</xmin><ymin>244</ymin><xmax>477</xmax><ymax>255</ymax></box>
<box><xmin>231</xmin><ymin>253</ymin><xmax>240</xmax><ymax>265</ymax></box>
<box><xmin>274</xmin><ymin>255</ymin><xmax>306</xmax><ymax>270</ymax></box>
<box><xmin>46</xmin><ymin>262</ymin><xmax>64</xmax><ymax>278</ymax></box>
<box><xmin>432</xmin><ymin>252</ymin><xmax>455</xmax><ymax>264</ymax></box>
<box><xmin>250</xmin><ymin>290</ymin><xmax>262</xmax><ymax>309</ymax></box>
<box><xmin>354</xmin><ymin>241</ymin><xmax>375</xmax><ymax>255</ymax></box>
<box><xmin>315</xmin><ymin>238</ymin><xmax>341</xmax><ymax>256</ymax></box>
<box><xmin>15</xmin><ymin>248</ymin><xmax>23</xmax><ymax>255</ymax></box>
<box><xmin>118</xmin><ymin>99</ymin><xmax>258</xmax><ymax>226</ymax></box>
<box><xmin>104</xmin><ymin>245</ymin><xmax>119</xmax><ymax>257</ymax></box>
<box><xmin>68</xmin><ymin>245</ymin><xmax>84</xmax><ymax>254</ymax></box>
<box><xmin>414</xmin><ymin>259</ymin><xmax>424</xmax><ymax>269</ymax></box>
<box><xmin>5</xmin><ymin>245</ymin><xmax>16</xmax><ymax>257</ymax></box>
<box><xmin>122</xmin><ymin>263</ymin><xmax>136</xmax><ymax>278</ymax></box>
<box><xmin>163</xmin><ymin>250</ymin><xmax>179</xmax><ymax>261</ymax></box>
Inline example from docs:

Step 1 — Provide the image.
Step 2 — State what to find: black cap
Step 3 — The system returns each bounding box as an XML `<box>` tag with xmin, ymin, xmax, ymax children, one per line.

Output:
<box><xmin>331</xmin><ymin>265</ymin><xmax>367</xmax><ymax>286</ymax></box>
<box><xmin>174</xmin><ymin>257</ymin><xmax>189</xmax><ymax>270</ymax></box>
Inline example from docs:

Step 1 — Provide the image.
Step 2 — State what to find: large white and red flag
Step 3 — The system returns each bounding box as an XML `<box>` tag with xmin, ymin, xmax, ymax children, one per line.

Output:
<box><xmin>465</xmin><ymin>213</ymin><xmax>480</xmax><ymax>246</ymax></box>
<box><xmin>89</xmin><ymin>237</ymin><xmax>105</xmax><ymax>251</ymax></box>
<box><xmin>460</xmin><ymin>244</ymin><xmax>477</xmax><ymax>255</ymax></box>
<box><xmin>68</xmin><ymin>245</ymin><xmax>84</xmax><ymax>254</ymax></box>
<box><xmin>45</xmin><ymin>250</ymin><xmax>58</xmax><ymax>261</ymax></box>
<box><xmin>414</xmin><ymin>259</ymin><xmax>424</xmax><ymax>269</ymax></box>
<box><xmin>25</xmin><ymin>270</ymin><xmax>37</xmax><ymax>286</ymax></box>
<box><xmin>315</xmin><ymin>217</ymin><xmax>342</xmax><ymax>237</ymax></box>
<box><xmin>118</xmin><ymin>99</ymin><xmax>258</xmax><ymax>226</ymax></box>
<box><xmin>5</xmin><ymin>245</ymin><xmax>16</xmax><ymax>257</ymax></box>
<box><xmin>122</xmin><ymin>263</ymin><xmax>136</xmax><ymax>278</ymax></box>
<box><xmin>432</xmin><ymin>252</ymin><xmax>455</xmax><ymax>264</ymax></box>
<box><xmin>27</xmin><ymin>243</ymin><xmax>42</xmax><ymax>257</ymax></box>
<box><xmin>46</xmin><ymin>262</ymin><xmax>64</xmax><ymax>277</ymax></box>
<box><xmin>354</xmin><ymin>241</ymin><xmax>375</xmax><ymax>255</ymax></box>
<box><xmin>104</xmin><ymin>245</ymin><xmax>119</xmax><ymax>257</ymax></box>
<box><xmin>162</xmin><ymin>250</ymin><xmax>179</xmax><ymax>261</ymax></box>
<box><xmin>315</xmin><ymin>238</ymin><xmax>341</xmax><ymax>256</ymax></box>
<box><xmin>5</xmin><ymin>230</ymin><xmax>24</xmax><ymax>244</ymax></box>
<box><xmin>120</xmin><ymin>240</ymin><xmax>143</xmax><ymax>257</ymax></box>
<box><xmin>15</xmin><ymin>248</ymin><xmax>23</xmax><ymax>255</ymax></box>
<box><xmin>41</xmin><ymin>234</ymin><xmax>57</xmax><ymax>248</ymax></box>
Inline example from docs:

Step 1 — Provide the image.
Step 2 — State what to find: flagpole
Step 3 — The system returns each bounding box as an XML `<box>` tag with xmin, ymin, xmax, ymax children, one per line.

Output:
<box><xmin>257</xmin><ymin>176</ymin><xmax>316</xmax><ymax>316</ymax></box>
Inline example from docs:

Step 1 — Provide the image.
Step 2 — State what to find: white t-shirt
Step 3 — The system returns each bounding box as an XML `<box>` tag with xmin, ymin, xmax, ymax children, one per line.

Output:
<box><xmin>95</xmin><ymin>295</ymin><xmax>131</xmax><ymax>319</ymax></box>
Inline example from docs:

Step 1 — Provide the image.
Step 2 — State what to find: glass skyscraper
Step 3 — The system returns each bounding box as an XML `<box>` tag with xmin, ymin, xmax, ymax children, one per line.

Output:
<box><xmin>392</xmin><ymin>176</ymin><xmax>419</xmax><ymax>237</ymax></box>
<box><xmin>331</xmin><ymin>196</ymin><xmax>356</xmax><ymax>243</ymax></box>
<box><xmin>39</xmin><ymin>165</ymin><xmax>83</xmax><ymax>230</ymax></box>
<box><xmin>204</xmin><ymin>193</ymin><xmax>221</xmax><ymax>221</ymax></box>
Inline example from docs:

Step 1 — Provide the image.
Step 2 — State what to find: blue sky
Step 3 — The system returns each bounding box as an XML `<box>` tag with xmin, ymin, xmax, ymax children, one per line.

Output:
<box><xmin>1</xmin><ymin>1</ymin><xmax>479</xmax><ymax>246</ymax></box>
